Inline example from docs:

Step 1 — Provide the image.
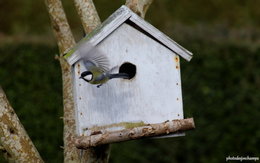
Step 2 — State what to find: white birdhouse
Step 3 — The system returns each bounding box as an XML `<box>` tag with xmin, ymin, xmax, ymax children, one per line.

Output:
<box><xmin>64</xmin><ymin>5</ymin><xmax>194</xmax><ymax>147</ymax></box>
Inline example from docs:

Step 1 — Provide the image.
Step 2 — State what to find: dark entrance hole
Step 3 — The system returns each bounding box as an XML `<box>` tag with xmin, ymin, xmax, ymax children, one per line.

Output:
<box><xmin>119</xmin><ymin>62</ymin><xmax>136</xmax><ymax>79</ymax></box>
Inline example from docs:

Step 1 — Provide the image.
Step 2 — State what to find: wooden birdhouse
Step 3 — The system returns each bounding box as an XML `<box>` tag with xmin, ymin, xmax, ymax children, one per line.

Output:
<box><xmin>64</xmin><ymin>5</ymin><xmax>195</xmax><ymax>148</ymax></box>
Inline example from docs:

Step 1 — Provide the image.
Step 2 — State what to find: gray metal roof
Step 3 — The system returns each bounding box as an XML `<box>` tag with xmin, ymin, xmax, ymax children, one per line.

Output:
<box><xmin>64</xmin><ymin>5</ymin><xmax>193</xmax><ymax>65</ymax></box>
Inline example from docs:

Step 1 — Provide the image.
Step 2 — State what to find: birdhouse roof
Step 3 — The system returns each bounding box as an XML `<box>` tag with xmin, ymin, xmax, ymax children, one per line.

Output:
<box><xmin>64</xmin><ymin>5</ymin><xmax>193</xmax><ymax>65</ymax></box>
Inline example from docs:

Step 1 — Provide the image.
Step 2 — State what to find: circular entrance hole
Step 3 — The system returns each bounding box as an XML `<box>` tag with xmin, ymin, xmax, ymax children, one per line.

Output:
<box><xmin>119</xmin><ymin>62</ymin><xmax>136</xmax><ymax>79</ymax></box>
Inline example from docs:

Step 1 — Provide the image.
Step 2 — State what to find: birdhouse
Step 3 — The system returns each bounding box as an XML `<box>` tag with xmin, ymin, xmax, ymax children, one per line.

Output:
<box><xmin>64</xmin><ymin>5</ymin><xmax>194</xmax><ymax>147</ymax></box>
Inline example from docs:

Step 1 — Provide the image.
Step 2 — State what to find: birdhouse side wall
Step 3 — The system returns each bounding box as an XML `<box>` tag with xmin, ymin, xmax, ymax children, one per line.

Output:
<box><xmin>73</xmin><ymin>23</ymin><xmax>184</xmax><ymax>136</ymax></box>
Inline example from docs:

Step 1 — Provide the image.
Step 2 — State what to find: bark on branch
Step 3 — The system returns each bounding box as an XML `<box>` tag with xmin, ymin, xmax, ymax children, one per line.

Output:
<box><xmin>44</xmin><ymin>0</ymin><xmax>79</xmax><ymax>162</ymax></box>
<box><xmin>75</xmin><ymin>118</ymin><xmax>195</xmax><ymax>149</ymax></box>
<box><xmin>73</xmin><ymin>0</ymin><xmax>101</xmax><ymax>34</ymax></box>
<box><xmin>126</xmin><ymin>0</ymin><xmax>154</xmax><ymax>18</ymax></box>
<box><xmin>45</xmin><ymin>0</ymin><xmax>76</xmax><ymax>54</ymax></box>
<box><xmin>0</xmin><ymin>87</ymin><xmax>43</xmax><ymax>162</ymax></box>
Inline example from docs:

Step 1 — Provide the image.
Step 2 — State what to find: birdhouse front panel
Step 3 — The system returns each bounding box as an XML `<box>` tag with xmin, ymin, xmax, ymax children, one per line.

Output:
<box><xmin>73</xmin><ymin>23</ymin><xmax>184</xmax><ymax>137</ymax></box>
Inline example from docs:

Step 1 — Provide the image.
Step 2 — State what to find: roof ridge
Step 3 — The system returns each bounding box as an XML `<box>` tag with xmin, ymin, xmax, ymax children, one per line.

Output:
<box><xmin>65</xmin><ymin>5</ymin><xmax>193</xmax><ymax>65</ymax></box>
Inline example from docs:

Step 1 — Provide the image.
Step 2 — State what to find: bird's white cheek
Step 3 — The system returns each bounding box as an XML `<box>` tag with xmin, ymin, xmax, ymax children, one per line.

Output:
<box><xmin>84</xmin><ymin>75</ymin><xmax>92</xmax><ymax>81</ymax></box>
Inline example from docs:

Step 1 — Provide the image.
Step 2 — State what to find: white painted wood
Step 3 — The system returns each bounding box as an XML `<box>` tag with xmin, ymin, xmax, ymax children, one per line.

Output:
<box><xmin>73</xmin><ymin>23</ymin><xmax>184</xmax><ymax>138</ymax></box>
<box><xmin>66</xmin><ymin>5</ymin><xmax>192</xmax><ymax>65</ymax></box>
<box><xmin>129</xmin><ymin>14</ymin><xmax>193</xmax><ymax>61</ymax></box>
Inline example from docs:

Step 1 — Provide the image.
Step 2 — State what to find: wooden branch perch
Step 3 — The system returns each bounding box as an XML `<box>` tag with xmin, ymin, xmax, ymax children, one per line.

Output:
<box><xmin>75</xmin><ymin>118</ymin><xmax>195</xmax><ymax>149</ymax></box>
<box><xmin>126</xmin><ymin>0</ymin><xmax>154</xmax><ymax>18</ymax></box>
<box><xmin>0</xmin><ymin>87</ymin><xmax>43</xmax><ymax>162</ymax></box>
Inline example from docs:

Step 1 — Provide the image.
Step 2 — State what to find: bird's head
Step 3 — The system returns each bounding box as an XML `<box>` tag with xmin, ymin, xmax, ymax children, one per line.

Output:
<box><xmin>80</xmin><ymin>71</ymin><xmax>93</xmax><ymax>82</ymax></box>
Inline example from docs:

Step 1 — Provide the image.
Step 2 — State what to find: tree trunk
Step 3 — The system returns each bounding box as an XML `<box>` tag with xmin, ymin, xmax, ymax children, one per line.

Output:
<box><xmin>0</xmin><ymin>87</ymin><xmax>43</xmax><ymax>162</ymax></box>
<box><xmin>44</xmin><ymin>0</ymin><xmax>80</xmax><ymax>162</ymax></box>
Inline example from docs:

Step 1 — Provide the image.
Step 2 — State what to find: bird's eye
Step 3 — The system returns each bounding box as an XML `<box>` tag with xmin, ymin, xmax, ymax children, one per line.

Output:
<box><xmin>84</xmin><ymin>74</ymin><xmax>93</xmax><ymax>81</ymax></box>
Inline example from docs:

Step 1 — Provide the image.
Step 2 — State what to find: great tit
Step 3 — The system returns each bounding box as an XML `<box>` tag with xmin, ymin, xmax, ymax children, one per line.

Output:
<box><xmin>79</xmin><ymin>47</ymin><xmax>129</xmax><ymax>88</ymax></box>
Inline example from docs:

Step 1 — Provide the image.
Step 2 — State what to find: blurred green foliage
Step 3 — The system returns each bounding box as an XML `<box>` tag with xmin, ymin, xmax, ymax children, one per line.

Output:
<box><xmin>1</xmin><ymin>0</ymin><xmax>260</xmax><ymax>35</ymax></box>
<box><xmin>0</xmin><ymin>44</ymin><xmax>63</xmax><ymax>162</ymax></box>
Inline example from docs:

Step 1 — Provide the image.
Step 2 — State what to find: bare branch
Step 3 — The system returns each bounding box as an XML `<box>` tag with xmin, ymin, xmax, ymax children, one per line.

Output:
<box><xmin>0</xmin><ymin>87</ymin><xmax>43</xmax><ymax>162</ymax></box>
<box><xmin>75</xmin><ymin>118</ymin><xmax>195</xmax><ymax>148</ymax></box>
<box><xmin>44</xmin><ymin>0</ymin><xmax>81</xmax><ymax>162</ymax></box>
<box><xmin>126</xmin><ymin>0</ymin><xmax>154</xmax><ymax>18</ymax></box>
<box><xmin>73</xmin><ymin>0</ymin><xmax>101</xmax><ymax>34</ymax></box>
<box><xmin>45</xmin><ymin>0</ymin><xmax>76</xmax><ymax>54</ymax></box>
<box><xmin>60</xmin><ymin>58</ymin><xmax>81</xmax><ymax>163</ymax></box>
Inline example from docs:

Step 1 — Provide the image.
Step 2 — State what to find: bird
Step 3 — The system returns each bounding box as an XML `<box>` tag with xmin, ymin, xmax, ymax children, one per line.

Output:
<box><xmin>79</xmin><ymin>45</ymin><xmax>130</xmax><ymax>88</ymax></box>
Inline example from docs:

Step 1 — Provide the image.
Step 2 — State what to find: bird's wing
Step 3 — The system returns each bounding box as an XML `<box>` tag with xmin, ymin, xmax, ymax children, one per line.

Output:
<box><xmin>79</xmin><ymin>44</ymin><xmax>110</xmax><ymax>72</ymax></box>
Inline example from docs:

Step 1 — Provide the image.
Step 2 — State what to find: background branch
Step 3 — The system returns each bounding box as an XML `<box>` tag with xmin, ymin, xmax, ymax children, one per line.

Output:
<box><xmin>44</xmin><ymin>0</ymin><xmax>79</xmax><ymax>162</ymax></box>
<box><xmin>126</xmin><ymin>0</ymin><xmax>154</xmax><ymax>18</ymax></box>
<box><xmin>44</xmin><ymin>0</ymin><xmax>75</xmax><ymax>54</ymax></box>
<box><xmin>73</xmin><ymin>0</ymin><xmax>101</xmax><ymax>34</ymax></box>
<box><xmin>0</xmin><ymin>87</ymin><xmax>43</xmax><ymax>162</ymax></box>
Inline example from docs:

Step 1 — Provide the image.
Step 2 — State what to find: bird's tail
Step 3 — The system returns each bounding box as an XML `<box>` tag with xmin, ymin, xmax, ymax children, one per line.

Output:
<box><xmin>109</xmin><ymin>73</ymin><xmax>130</xmax><ymax>79</ymax></box>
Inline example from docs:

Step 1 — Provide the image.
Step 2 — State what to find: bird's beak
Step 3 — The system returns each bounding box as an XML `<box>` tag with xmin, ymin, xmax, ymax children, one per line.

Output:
<box><xmin>79</xmin><ymin>76</ymin><xmax>82</xmax><ymax>79</ymax></box>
